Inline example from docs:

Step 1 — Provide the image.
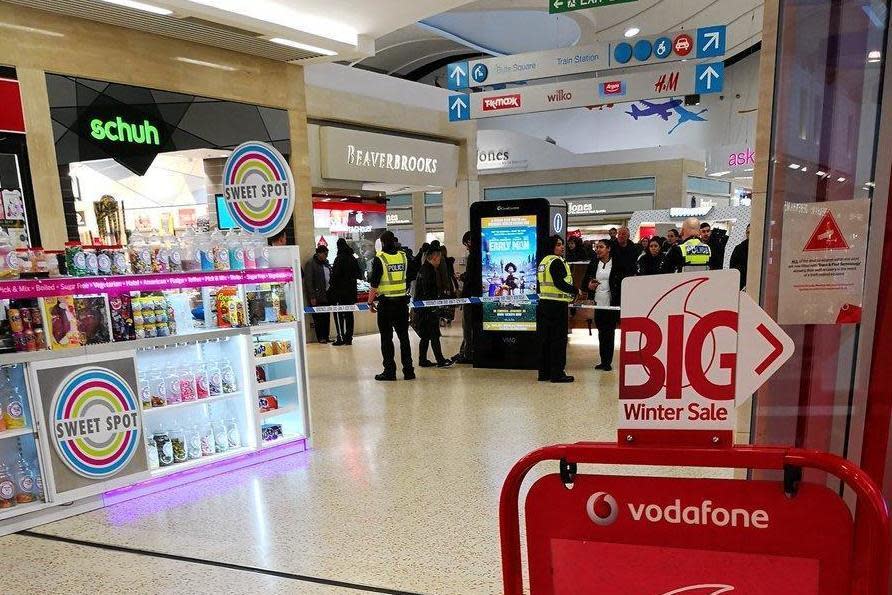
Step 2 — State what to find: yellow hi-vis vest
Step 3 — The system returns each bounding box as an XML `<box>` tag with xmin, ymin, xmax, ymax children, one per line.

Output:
<box><xmin>682</xmin><ymin>238</ymin><xmax>712</xmax><ymax>271</ymax></box>
<box><xmin>537</xmin><ymin>255</ymin><xmax>574</xmax><ymax>302</ymax></box>
<box><xmin>376</xmin><ymin>251</ymin><xmax>408</xmax><ymax>297</ymax></box>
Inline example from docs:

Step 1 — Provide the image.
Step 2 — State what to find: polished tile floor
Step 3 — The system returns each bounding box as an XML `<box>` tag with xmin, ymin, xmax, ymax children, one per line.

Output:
<box><xmin>3</xmin><ymin>324</ymin><xmax>723</xmax><ymax>594</ymax></box>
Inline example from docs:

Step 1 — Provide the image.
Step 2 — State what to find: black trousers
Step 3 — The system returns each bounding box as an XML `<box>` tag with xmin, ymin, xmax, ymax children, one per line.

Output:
<box><xmin>595</xmin><ymin>309</ymin><xmax>620</xmax><ymax>367</ymax></box>
<box><xmin>377</xmin><ymin>297</ymin><xmax>413</xmax><ymax>375</ymax></box>
<box><xmin>333</xmin><ymin>311</ymin><xmax>354</xmax><ymax>341</ymax></box>
<box><xmin>312</xmin><ymin>312</ymin><xmax>330</xmax><ymax>341</ymax></box>
<box><xmin>418</xmin><ymin>311</ymin><xmax>446</xmax><ymax>364</ymax></box>
<box><xmin>537</xmin><ymin>299</ymin><xmax>569</xmax><ymax>380</ymax></box>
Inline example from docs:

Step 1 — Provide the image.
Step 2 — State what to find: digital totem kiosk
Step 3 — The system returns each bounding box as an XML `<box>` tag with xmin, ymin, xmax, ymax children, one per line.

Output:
<box><xmin>470</xmin><ymin>198</ymin><xmax>568</xmax><ymax>369</ymax></box>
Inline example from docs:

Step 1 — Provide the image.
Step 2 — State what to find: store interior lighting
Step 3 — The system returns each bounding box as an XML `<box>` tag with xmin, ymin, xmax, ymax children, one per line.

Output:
<box><xmin>816</xmin><ymin>170</ymin><xmax>826</xmax><ymax>176</ymax></box>
<box><xmin>709</xmin><ymin>170</ymin><xmax>731</xmax><ymax>177</ymax></box>
<box><xmin>624</xmin><ymin>27</ymin><xmax>640</xmax><ymax>38</ymax></box>
<box><xmin>269</xmin><ymin>38</ymin><xmax>337</xmax><ymax>56</ymax></box>
<box><xmin>788</xmin><ymin>163</ymin><xmax>801</xmax><ymax>170</ymax></box>
<box><xmin>868</xmin><ymin>50</ymin><xmax>882</xmax><ymax>63</ymax></box>
<box><xmin>99</xmin><ymin>0</ymin><xmax>172</xmax><ymax>14</ymax></box>
<box><xmin>175</xmin><ymin>57</ymin><xmax>238</xmax><ymax>71</ymax></box>
<box><xmin>185</xmin><ymin>0</ymin><xmax>358</xmax><ymax>46</ymax></box>
<box><xmin>838</xmin><ymin>177</ymin><xmax>847</xmax><ymax>182</ymax></box>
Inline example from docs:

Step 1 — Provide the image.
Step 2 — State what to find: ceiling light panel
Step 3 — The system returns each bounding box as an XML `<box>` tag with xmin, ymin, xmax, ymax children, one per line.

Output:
<box><xmin>6</xmin><ymin>0</ymin><xmax>325</xmax><ymax>61</ymax></box>
<box><xmin>184</xmin><ymin>0</ymin><xmax>358</xmax><ymax>45</ymax></box>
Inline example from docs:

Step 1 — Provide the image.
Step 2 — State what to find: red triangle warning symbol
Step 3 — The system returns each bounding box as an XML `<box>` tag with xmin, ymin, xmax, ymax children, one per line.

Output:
<box><xmin>804</xmin><ymin>210</ymin><xmax>849</xmax><ymax>251</ymax></box>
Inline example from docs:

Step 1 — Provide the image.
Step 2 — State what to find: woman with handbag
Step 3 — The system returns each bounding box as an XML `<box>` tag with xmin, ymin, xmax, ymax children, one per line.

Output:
<box><xmin>413</xmin><ymin>246</ymin><xmax>454</xmax><ymax>369</ymax></box>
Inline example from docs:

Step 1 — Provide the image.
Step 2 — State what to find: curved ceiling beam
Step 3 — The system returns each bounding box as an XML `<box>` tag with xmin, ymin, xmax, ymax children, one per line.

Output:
<box><xmin>416</xmin><ymin>20</ymin><xmax>505</xmax><ymax>57</ymax></box>
<box><xmin>389</xmin><ymin>47</ymin><xmax>475</xmax><ymax>75</ymax></box>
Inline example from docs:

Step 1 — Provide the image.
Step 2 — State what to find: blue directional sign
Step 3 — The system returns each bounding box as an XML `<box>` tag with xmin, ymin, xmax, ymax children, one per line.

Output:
<box><xmin>633</xmin><ymin>39</ymin><xmax>653</xmax><ymax>61</ymax></box>
<box><xmin>448</xmin><ymin>94</ymin><xmax>470</xmax><ymax>121</ymax></box>
<box><xmin>471</xmin><ymin>63</ymin><xmax>489</xmax><ymax>84</ymax></box>
<box><xmin>447</xmin><ymin>62</ymin><xmax>469</xmax><ymax>90</ymax></box>
<box><xmin>614</xmin><ymin>42</ymin><xmax>633</xmax><ymax>64</ymax></box>
<box><xmin>653</xmin><ymin>37</ymin><xmax>672</xmax><ymax>59</ymax></box>
<box><xmin>696</xmin><ymin>25</ymin><xmax>726</xmax><ymax>59</ymax></box>
<box><xmin>695</xmin><ymin>62</ymin><xmax>725</xmax><ymax>94</ymax></box>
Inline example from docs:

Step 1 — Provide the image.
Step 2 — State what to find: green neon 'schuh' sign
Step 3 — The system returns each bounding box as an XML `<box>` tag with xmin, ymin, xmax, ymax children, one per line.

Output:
<box><xmin>90</xmin><ymin>117</ymin><xmax>160</xmax><ymax>145</ymax></box>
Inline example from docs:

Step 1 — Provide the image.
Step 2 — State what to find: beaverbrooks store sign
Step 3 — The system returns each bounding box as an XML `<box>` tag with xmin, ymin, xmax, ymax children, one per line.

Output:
<box><xmin>319</xmin><ymin>126</ymin><xmax>459</xmax><ymax>187</ymax></box>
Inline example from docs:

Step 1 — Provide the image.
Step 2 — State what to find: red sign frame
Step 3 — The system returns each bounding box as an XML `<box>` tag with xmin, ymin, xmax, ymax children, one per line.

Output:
<box><xmin>500</xmin><ymin>443</ymin><xmax>889</xmax><ymax>595</ymax></box>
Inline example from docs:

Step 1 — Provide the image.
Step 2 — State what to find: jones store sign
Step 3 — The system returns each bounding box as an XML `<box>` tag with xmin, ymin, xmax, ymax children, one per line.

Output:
<box><xmin>320</xmin><ymin>126</ymin><xmax>459</xmax><ymax>187</ymax></box>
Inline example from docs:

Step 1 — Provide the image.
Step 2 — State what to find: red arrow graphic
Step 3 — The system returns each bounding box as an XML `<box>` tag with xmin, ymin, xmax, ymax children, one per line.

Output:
<box><xmin>754</xmin><ymin>323</ymin><xmax>783</xmax><ymax>374</ymax></box>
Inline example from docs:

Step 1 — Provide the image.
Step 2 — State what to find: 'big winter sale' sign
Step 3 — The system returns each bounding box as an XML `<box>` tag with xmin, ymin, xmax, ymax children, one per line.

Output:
<box><xmin>619</xmin><ymin>270</ymin><xmax>793</xmax><ymax>445</ymax></box>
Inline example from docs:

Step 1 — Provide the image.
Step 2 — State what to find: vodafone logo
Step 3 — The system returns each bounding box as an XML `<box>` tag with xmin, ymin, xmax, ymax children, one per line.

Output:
<box><xmin>587</xmin><ymin>492</ymin><xmax>770</xmax><ymax>530</ymax></box>
<box><xmin>483</xmin><ymin>94</ymin><xmax>522</xmax><ymax>111</ymax></box>
<box><xmin>586</xmin><ymin>492</ymin><xmax>619</xmax><ymax>526</ymax></box>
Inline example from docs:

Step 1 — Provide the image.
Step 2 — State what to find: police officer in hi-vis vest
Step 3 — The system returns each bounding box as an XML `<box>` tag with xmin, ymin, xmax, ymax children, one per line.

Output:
<box><xmin>367</xmin><ymin>231</ymin><xmax>418</xmax><ymax>381</ymax></box>
<box><xmin>661</xmin><ymin>217</ymin><xmax>712</xmax><ymax>273</ymax></box>
<box><xmin>537</xmin><ymin>235</ymin><xmax>582</xmax><ymax>383</ymax></box>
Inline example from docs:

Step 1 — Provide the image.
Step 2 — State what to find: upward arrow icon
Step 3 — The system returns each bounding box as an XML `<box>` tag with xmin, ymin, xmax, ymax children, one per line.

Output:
<box><xmin>450</xmin><ymin>65</ymin><xmax>466</xmax><ymax>84</ymax></box>
<box><xmin>699</xmin><ymin>66</ymin><xmax>720</xmax><ymax>90</ymax></box>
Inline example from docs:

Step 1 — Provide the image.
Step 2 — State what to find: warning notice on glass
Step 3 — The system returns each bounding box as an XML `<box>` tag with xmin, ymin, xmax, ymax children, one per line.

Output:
<box><xmin>778</xmin><ymin>200</ymin><xmax>869</xmax><ymax>325</ymax></box>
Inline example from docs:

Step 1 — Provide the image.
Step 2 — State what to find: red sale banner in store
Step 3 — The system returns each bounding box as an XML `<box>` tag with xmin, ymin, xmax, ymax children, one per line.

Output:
<box><xmin>525</xmin><ymin>473</ymin><xmax>853</xmax><ymax>595</ymax></box>
<box><xmin>619</xmin><ymin>270</ymin><xmax>794</xmax><ymax>446</ymax></box>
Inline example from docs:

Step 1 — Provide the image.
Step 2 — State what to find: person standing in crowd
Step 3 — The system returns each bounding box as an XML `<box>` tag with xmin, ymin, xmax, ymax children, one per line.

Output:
<box><xmin>368</xmin><ymin>231</ymin><xmax>417</xmax><ymax>381</ymax></box>
<box><xmin>664</xmin><ymin>228</ymin><xmax>680</xmax><ymax>254</ymax></box>
<box><xmin>305</xmin><ymin>245</ymin><xmax>332</xmax><ymax>343</ymax></box>
<box><xmin>329</xmin><ymin>238</ymin><xmax>362</xmax><ymax>346</ymax></box>
<box><xmin>637</xmin><ymin>238</ymin><xmax>665</xmax><ymax>276</ymax></box>
<box><xmin>413</xmin><ymin>246</ymin><xmax>455</xmax><ymax>369</ymax></box>
<box><xmin>566</xmin><ymin>236</ymin><xmax>587</xmax><ymax>262</ymax></box>
<box><xmin>701</xmin><ymin>222</ymin><xmax>729</xmax><ymax>270</ymax></box>
<box><xmin>608</xmin><ymin>227</ymin><xmax>618</xmax><ymax>243</ymax></box>
<box><xmin>454</xmin><ymin>231</ymin><xmax>480</xmax><ymax>365</ymax></box>
<box><xmin>662</xmin><ymin>217</ymin><xmax>712</xmax><ymax>273</ymax></box>
<box><xmin>730</xmin><ymin>223</ymin><xmax>750</xmax><ymax>290</ymax></box>
<box><xmin>583</xmin><ymin>240</ymin><xmax>625</xmax><ymax>372</ymax></box>
<box><xmin>613</xmin><ymin>226</ymin><xmax>642</xmax><ymax>276</ymax></box>
<box><xmin>537</xmin><ymin>235</ymin><xmax>581</xmax><ymax>383</ymax></box>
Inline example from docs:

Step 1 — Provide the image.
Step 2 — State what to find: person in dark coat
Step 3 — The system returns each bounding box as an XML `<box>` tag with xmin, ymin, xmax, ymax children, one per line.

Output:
<box><xmin>413</xmin><ymin>246</ymin><xmax>454</xmax><ymax>368</ymax></box>
<box><xmin>453</xmin><ymin>231</ymin><xmax>481</xmax><ymax>364</ymax></box>
<box><xmin>565</xmin><ymin>236</ymin><xmax>587</xmax><ymax>262</ymax></box>
<box><xmin>304</xmin><ymin>245</ymin><xmax>332</xmax><ymax>343</ymax></box>
<box><xmin>729</xmin><ymin>224</ymin><xmax>750</xmax><ymax>290</ymax></box>
<box><xmin>613</xmin><ymin>226</ymin><xmax>642</xmax><ymax>276</ymax></box>
<box><xmin>329</xmin><ymin>238</ymin><xmax>362</xmax><ymax>345</ymax></box>
<box><xmin>637</xmin><ymin>238</ymin><xmax>665</xmax><ymax>276</ymax></box>
<box><xmin>582</xmin><ymin>239</ymin><xmax>627</xmax><ymax>371</ymax></box>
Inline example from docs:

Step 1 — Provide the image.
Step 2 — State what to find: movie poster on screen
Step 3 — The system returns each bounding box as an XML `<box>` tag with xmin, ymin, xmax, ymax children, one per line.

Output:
<box><xmin>481</xmin><ymin>215</ymin><xmax>537</xmax><ymax>331</ymax></box>
<box><xmin>778</xmin><ymin>200</ymin><xmax>869</xmax><ymax>325</ymax></box>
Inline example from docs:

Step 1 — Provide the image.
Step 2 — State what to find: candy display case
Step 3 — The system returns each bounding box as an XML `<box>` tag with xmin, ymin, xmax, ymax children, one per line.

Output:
<box><xmin>0</xmin><ymin>246</ymin><xmax>311</xmax><ymax>536</ymax></box>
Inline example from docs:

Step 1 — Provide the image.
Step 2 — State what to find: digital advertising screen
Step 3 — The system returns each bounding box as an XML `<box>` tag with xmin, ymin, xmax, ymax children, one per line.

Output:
<box><xmin>481</xmin><ymin>214</ymin><xmax>537</xmax><ymax>331</ymax></box>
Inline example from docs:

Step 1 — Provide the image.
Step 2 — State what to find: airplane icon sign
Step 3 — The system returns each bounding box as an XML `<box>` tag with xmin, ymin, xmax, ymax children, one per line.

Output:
<box><xmin>626</xmin><ymin>99</ymin><xmax>683</xmax><ymax>121</ymax></box>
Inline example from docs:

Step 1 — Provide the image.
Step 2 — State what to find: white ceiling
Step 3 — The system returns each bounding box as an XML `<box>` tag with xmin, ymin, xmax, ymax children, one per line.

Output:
<box><xmin>354</xmin><ymin>0</ymin><xmax>763</xmax><ymax>85</ymax></box>
<box><xmin>11</xmin><ymin>0</ymin><xmax>477</xmax><ymax>63</ymax></box>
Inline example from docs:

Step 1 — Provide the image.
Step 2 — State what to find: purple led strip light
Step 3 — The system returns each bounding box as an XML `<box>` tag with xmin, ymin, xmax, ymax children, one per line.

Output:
<box><xmin>102</xmin><ymin>437</ymin><xmax>308</xmax><ymax>507</ymax></box>
<box><xmin>0</xmin><ymin>268</ymin><xmax>294</xmax><ymax>299</ymax></box>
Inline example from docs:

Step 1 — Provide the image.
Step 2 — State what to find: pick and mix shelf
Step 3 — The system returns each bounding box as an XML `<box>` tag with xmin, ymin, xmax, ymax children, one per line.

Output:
<box><xmin>0</xmin><ymin>246</ymin><xmax>311</xmax><ymax>536</ymax></box>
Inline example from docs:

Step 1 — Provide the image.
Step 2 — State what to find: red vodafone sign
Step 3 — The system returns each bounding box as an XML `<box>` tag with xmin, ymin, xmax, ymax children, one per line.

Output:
<box><xmin>525</xmin><ymin>473</ymin><xmax>853</xmax><ymax>595</ymax></box>
<box><xmin>619</xmin><ymin>270</ymin><xmax>793</xmax><ymax>444</ymax></box>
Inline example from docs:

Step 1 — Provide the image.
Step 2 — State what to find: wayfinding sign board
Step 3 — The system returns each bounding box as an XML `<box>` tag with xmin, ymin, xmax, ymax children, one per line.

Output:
<box><xmin>449</xmin><ymin>61</ymin><xmax>724</xmax><ymax>121</ymax></box>
<box><xmin>447</xmin><ymin>25</ymin><xmax>725</xmax><ymax>89</ymax></box>
<box><xmin>550</xmin><ymin>0</ymin><xmax>637</xmax><ymax>14</ymax></box>
<box><xmin>619</xmin><ymin>270</ymin><xmax>794</xmax><ymax>445</ymax></box>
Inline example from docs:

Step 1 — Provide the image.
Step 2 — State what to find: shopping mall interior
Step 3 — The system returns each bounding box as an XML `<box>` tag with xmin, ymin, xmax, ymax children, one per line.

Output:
<box><xmin>0</xmin><ymin>0</ymin><xmax>890</xmax><ymax>593</ymax></box>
